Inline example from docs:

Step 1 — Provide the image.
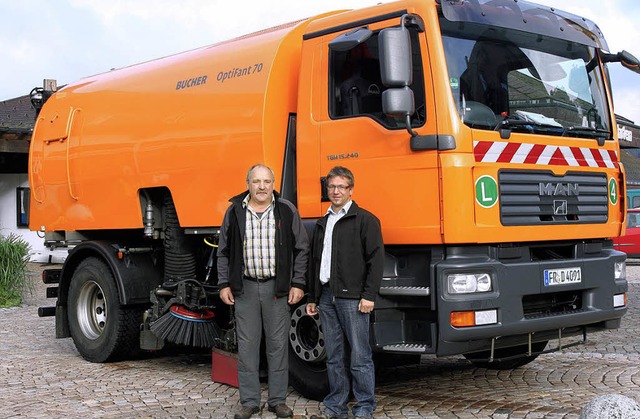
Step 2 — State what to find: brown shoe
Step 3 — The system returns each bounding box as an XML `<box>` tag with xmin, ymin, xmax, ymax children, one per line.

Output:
<box><xmin>267</xmin><ymin>403</ymin><xmax>293</xmax><ymax>418</ymax></box>
<box><xmin>234</xmin><ymin>405</ymin><xmax>260</xmax><ymax>419</ymax></box>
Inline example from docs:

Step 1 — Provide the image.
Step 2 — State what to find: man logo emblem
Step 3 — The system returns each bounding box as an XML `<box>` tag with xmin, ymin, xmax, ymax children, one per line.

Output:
<box><xmin>554</xmin><ymin>200</ymin><xmax>568</xmax><ymax>215</ymax></box>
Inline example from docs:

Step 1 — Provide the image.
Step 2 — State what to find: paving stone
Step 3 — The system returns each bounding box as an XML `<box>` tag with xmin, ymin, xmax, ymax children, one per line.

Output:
<box><xmin>3</xmin><ymin>262</ymin><xmax>640</xmax><ymax>418</ymax></box>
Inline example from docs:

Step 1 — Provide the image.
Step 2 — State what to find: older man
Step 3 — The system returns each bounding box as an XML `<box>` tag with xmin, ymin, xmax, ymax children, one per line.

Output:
<box><xmin>217</xmin><ymin>164</ymin><xmax>309</xmax><ymax>419</ymax></box>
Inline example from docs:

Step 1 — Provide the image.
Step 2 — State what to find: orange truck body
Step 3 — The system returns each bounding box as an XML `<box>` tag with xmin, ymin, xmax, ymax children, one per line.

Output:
<box><xmin>30</xmin><ymin>19</ymin><xmax>310</xmax><ymax>231</ymax></box>
<box><xmin>31</xmin><ymin>0</ymin><xmax>630</xmax><ymax>399</ymax></box>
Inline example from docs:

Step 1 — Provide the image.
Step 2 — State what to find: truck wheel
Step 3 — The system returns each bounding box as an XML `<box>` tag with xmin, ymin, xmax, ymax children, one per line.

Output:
<box><xmin>463</xmin><ymin>341</ymin><xmax>548</xmax><ymax>370</ymax></box>
<box><xmin>288</xmin><ymin>303</ymin><xmax>329</xmax><ymax>401</ymax></box>
<box><xmin>68</xmin><ymin>257</ymin><xmax>141</xmax><ymax>362</ymax></box>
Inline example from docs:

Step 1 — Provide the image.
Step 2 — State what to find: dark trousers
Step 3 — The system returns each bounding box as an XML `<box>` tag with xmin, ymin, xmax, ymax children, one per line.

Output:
<box><xmin>234</xmin><ymin>279</ymin><xmax>289</xmax><ymax>408</ymax></box>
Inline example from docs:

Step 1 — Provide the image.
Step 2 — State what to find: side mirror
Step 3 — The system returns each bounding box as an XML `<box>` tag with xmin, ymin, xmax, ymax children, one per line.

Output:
<box><xmin>379</xmin><ymin>14</ymin><xmax>422</xmax><ymax>138</ymax></box>
<box><xmin>601</xmin><ymin>50</ymin><xmax>640</xmax><ymax>75</ymax></box>
<box><xmin>382</xmin><ymin>86</ymin><xmax>415</xmax><ymax>117</ymax></box>
<box><xmin>379</xmin><ymin>27</ymin><xmax>412</xmax><ymax>87</ymax></box>
<box><xmin>619</xmin><ymin>50</ymin><xmax>640</xmax><ymax>74</ymax></box>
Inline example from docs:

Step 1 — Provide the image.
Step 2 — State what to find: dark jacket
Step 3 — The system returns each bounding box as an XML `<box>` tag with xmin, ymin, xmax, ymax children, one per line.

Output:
<box><xmin>308</xmin><ymin>201</ymin><xmax>384</xmax><ymax>302</ymax></box>
<box><xmin>217</xmin><ymin>190</ymin><xmax>309</xmax><ymax>297</ymax></box>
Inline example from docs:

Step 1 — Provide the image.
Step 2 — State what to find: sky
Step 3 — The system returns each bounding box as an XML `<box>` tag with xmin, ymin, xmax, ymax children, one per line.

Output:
<box><xmin>2</xmin><ymin>0</ymin><xmax>640</xmax><ymax>124</ymax></box>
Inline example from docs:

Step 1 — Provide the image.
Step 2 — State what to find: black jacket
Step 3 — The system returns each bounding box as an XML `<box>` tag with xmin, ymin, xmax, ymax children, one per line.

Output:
<box><xmin>216</xmin><ymin>191</ymin><xmax>309</xmax><ymax>297</ymax></box>
<box><xmin>307</xmin><ymin>201</ymin><xmax>384</xmax><ymax>302</ymax></box>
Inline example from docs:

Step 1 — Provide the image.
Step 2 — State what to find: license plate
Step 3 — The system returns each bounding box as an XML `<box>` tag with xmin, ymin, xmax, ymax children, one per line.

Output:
<box><xmin>544</xmin><ymin>267</ymin><xmax>581</xmax><ymax>286</ymax></box>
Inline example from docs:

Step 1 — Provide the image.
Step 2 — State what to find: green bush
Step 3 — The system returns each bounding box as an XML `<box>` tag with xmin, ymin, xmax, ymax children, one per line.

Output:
<box><xmin>0</xmin><ymin>233</ymin><xmax>31</xmax><ymax>307</ymax></box>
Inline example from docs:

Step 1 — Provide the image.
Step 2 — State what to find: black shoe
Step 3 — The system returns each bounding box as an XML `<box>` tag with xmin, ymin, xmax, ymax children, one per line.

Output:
<box><xmin>234</xmin><ymin>405</ymin><xmax>260</xmax><ymax>419</ymax></box>
<box><xmin>268</xmin><ymin>403</ymin><xmax>293</xmax><ymax>418</ymax></box>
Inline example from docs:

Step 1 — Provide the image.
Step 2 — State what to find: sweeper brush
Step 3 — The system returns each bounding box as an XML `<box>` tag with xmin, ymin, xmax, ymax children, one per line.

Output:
<box><xmin>150</xmin><ymin>305</ymin><xmax>221</xmax><ymax>348</ymax></box>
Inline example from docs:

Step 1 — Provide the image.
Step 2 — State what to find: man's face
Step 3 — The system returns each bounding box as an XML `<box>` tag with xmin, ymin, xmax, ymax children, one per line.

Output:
<box><xmin>247</xmin><ymin>166</ymin><xmax>275</xmax><ymax>206</ymax></box>
<box><xmin>326</xmin><ymin>175</ymin><xmax>353</xmax><ymax>210</ymax></box>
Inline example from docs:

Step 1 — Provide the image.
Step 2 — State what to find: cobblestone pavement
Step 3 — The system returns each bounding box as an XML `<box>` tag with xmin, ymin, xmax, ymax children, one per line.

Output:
<box><xmin>2</xmin><ymin>262</ymin><xmax>640</xmax><ymax>418</ymax></box>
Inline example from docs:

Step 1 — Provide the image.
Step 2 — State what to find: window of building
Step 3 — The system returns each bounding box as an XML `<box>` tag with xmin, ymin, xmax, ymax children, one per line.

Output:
<box><xmin>16</xmin><ymin>187</ymin><xmax>29</xmax><ymax>227</ymax></box>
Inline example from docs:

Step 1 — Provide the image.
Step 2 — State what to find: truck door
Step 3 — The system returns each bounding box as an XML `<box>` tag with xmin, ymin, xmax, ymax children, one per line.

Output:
<box><xmin>297</xmin><ymin>15</ymin><xmax>442</xmax><ymax>244</ymax></box>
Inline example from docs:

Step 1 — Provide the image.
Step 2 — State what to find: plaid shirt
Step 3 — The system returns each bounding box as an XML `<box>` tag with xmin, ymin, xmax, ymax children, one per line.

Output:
<box><xmin>242</xmin><ymin>194</ymin><xmax>276</xmax><ymax>279</ymax></box>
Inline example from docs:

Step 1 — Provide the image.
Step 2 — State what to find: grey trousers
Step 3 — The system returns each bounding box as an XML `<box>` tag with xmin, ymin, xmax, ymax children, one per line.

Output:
<box><xmin>234</xmin><ymin>279</ymin><xmax>289</xmax><ymax>408</ymax></box>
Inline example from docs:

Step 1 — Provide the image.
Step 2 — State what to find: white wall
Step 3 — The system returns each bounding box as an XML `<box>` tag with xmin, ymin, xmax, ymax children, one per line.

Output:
<box><xmin>0</xmin><ymin>174</ymin><xmax>67</xmax><ymax>262</ymax></box>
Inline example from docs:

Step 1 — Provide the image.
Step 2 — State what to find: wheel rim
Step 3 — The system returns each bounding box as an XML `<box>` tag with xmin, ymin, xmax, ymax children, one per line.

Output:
<box><xmin>76</xmin><ymin>280</ymin><xmax>107</xmax><ymax>340</ymax></box>
<box><xmin>289</xmin><ymin>303</ymin><xmax>326</xmax><ymax>363</ymax></box>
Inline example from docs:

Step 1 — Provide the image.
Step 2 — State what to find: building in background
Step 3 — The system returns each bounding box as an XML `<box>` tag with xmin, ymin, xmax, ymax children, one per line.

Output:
<box><xmin>617</xmin><ymin>116</ymin><xmax>640</xmax><ymax>186</ymax></box>
<box><xmin>0</xmin><ymin>88</ymin><xmax>66</xmax><ymax>262</ymax></box>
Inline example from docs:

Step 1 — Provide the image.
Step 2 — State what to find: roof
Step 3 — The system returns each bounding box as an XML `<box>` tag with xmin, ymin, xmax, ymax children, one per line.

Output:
<box><xmin>0</xmin><ymin>94</ymin><xmax>34</xmax><ymax>172</ymax></box>
<box><xmin>0</xmin><ymin>95</ymin><xmax>36</xmax><ymax>133</ymax></box>
<box><xmin>616</xmin><ymin>113</ymin><xmax>638</xmax><ymax>127</ymax></box>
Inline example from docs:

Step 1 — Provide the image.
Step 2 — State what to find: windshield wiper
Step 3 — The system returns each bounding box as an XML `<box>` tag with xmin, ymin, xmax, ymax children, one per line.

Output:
<box><xmin>563</xmin><ymin>126</ymin><xmax>610</xmax><ymax>137</ymax></box>
<box><xmin>494</xmin><ymin>118</ymin><xmax>564</xmax><ymax>139</ymax></box>
<box><xmin>563</xmin><ymin>126</ymin><xmax>610</xmax><ymax>146</ymax></box>
<box><xmin>495</xmin><ymin>118</ymin><xmax>611</xmax><ymax>144</ymax></box>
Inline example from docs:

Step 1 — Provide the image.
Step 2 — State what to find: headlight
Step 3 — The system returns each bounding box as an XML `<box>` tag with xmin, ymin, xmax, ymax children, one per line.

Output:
<box><xmin>615</xmin><ymin>261</ymin><xmax>626</xmax><ymax>280</ymax></box>
<box><xmin>447</xmin><ymin>273</ymin><xmax>492</xmax><ymax>294</ymax></box>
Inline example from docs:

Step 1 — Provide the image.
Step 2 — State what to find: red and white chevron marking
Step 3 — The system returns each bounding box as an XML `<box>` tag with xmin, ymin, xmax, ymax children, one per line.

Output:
<box><xmin>473</xmin><ymin>141</ymin><xmax>619</xmax><ymax>168</ymax></box>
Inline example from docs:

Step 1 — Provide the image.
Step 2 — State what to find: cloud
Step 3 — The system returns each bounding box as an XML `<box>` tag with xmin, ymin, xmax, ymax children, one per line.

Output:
<box><xmin>0</xmin><ymin>0</ymin><xmax>380</xmax><ymax>98</ymax></box>
<box><xmin>2</xmin><ymin>0</ymin><xmax>639</xmax><ymax>124</ymax></box>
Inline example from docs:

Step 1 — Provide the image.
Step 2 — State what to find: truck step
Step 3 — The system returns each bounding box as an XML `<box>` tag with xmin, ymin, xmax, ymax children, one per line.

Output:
<box><xmin>46</xmin><ymin>287</ymin><xmax>58</xmax><ymax>298</ymax></box>
<box><xmin>38</xmin><ymin>306</ymin><xmax>56</xmax><ymax>317</ymax></box>
<box><xmin>42</xmin><ymin>269</ymin><xmax>62</xmax><ymax>284</ymax></box>
<box><xmin>382</xmin><ymin>343</ymin><xmax>428</xmax><ymax>353</ymax></box>
<box><xmin>379</xmin><ymin>286</ymin><xmax>430</xmax><ymax>296</ymax></box>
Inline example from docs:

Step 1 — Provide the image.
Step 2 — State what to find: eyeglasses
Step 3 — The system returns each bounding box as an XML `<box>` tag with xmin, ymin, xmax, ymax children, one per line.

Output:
<box><xmin>327</xmin><ymin>184</ymin><xmax>351</xmax><ymax>191</ymax></box>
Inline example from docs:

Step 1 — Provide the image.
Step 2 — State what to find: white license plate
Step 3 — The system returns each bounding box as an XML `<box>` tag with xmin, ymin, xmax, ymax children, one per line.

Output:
<box><xmin>544</xmin><ymin>267</ymin><xmax>582</xmax><ymax>286</ymax></box>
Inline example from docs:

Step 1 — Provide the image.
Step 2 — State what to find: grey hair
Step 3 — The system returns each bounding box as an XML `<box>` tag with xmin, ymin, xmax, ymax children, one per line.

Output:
<box><xmin>246</xmin><ymin>164</ymin><xmax>275</xmax><ymax>182</ymax></box>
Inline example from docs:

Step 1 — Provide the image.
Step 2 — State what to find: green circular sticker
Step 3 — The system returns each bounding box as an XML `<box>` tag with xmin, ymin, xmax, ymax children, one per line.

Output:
<box><xmin>475</xmin><ymin>175</ymin><xmax>498</xmax><ymax>208</ymax></box>
<box><xmin>609</xmin><ymin>178</ymin><xmax>618</xmax><ymax>205</ymax></box>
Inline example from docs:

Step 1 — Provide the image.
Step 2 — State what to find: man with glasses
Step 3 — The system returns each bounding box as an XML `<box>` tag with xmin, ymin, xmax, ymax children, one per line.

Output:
<box><xmin>306</xmin><ymin>166</ymin><xmax>384</xmax><ymax>419</ymax></box>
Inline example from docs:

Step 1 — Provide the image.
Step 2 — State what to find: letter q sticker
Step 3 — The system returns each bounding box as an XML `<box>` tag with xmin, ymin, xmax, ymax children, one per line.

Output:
<box><xmin>475</xmin><ymin>175</ymin><xmax>498</xmax><ymax>208</ymax></box>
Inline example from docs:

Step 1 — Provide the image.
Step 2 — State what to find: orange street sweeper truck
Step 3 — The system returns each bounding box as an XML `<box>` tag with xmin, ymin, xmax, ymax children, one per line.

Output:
<box><xmin>32</xmin><ymin>0</ymin><xmax>638</xmax><ymax>399</ymax></box>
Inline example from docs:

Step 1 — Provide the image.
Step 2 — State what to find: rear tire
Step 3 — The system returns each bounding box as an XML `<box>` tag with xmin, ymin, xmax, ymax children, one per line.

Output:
<box><xmin>464</xmin><ymin>341</ymin><xmax>548</xmax><ymax>370</ymax></box>
<box><xmin>68</xmin><ymin>257</ymin><xmax>142</xmax><ymax>362</ymax></box>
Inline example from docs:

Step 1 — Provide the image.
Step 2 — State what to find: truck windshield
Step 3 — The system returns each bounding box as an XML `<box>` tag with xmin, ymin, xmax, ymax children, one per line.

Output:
<box><xmin>440</xmin><ymin>18</ymin><xmax>611</xmax><ymax>140</ymax></box>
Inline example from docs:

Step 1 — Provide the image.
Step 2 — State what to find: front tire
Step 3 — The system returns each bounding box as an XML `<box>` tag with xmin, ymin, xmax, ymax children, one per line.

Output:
<box><xmin>288</xmin><ymin>303</ymin><xmax>329</xmax><ymax>400</ymax></box>
<box><xmin>67</xmin><ymin>257</ymin><xmax>142</xmax><ymax>362</ymax></box>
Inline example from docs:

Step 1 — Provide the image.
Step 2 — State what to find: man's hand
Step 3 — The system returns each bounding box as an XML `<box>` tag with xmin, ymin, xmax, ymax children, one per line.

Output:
<box><xmin>358</xmin><ymin>298</ymin><xmax>374</xmax><ymax>314</ymax></box>
<box><xmin>306</xmin><ymin>303</ymin><xmax>318</xmax><ymax>316</ymax></box>
<box><xmin>288</xmin><ymin>287</ymin><xmax>304</xmax><ymax>305</ymax></box>
<box><xmin>219</xmin><ymin>287</ymin><xmax>235</xmax><ymax>305</ymax></box>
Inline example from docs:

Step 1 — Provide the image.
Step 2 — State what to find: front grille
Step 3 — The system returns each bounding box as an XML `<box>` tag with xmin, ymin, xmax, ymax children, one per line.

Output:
<box><xmin>499</xmin><ymin>170</ymin><xmax>608</xmax><ymax>226</ymax></box>
<box><xmin>523</xmin><ymin>290</ymin><xmax>583</xmax><ymax>319</ymax></box>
